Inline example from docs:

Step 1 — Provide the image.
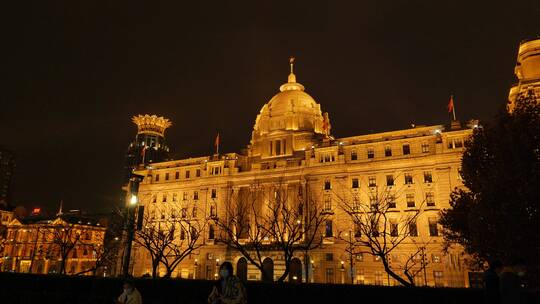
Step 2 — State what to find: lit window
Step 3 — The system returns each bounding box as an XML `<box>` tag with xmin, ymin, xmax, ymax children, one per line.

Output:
<box><xmin>181</xmin><ymin>208</ymin><xmax>187</xmax><ymax>218</ymax></box>
<box><xmin>172</xmin><ymin>193</ymin><xmax>178</xmax><ymax>202</ymax></box>
<box><xmin>325</xmin><ymin>220</ymin><xmax>333</xmax><ymax>237</ymax></box>
<box><xmin>421</xmin><ymin>142</ymin><xmax>429</xmax><ymax>153</ymax></box>
<box><xmin>324</xmin><ymin>195</ymin><xmax>332</xmax><ymax>211</ymax></box>
<box><xmin>409</xmin><ymin>221</ymin><xmax>418</xmax><ymax>237</ymax></box>
<box><xmin>155</xmin><ymin>174</ymin><xmax>160</xmax><ymax>182</ymax></box>
<box><xmin>402</xmin><ymin>144</ymin><xmax>411</xmax><ymax>155</ymax></box>
<box><xmin>370</xmin><ymin>197</ymin><xmax>378</xmax><ymax>210</ymax></box>
<box><xmin>426</xmin><ymin>192</ymin><xmax>435</xmax><ymax>207</ymax></box>
<box><xmin>175</xmin><ymin>171</ymin><xmax>180</xmax><ymax>179</ymax></box>
<box><xmin>368</xmin><ymin>176</ymin><xmax>377</xmax><ymax>187</ymax></box>
<box><xmin>165</xmin><ymin>173</ymin><xmax>169</xmax><ymax>180</ymax></box>
<box><xmin>406</xmin><ymin>194</ymin><xmax>415</xmax><ymax>208</ymax></box>
<box><xmin>404</xmin><ymin>173</ymin><xmax>413</xmax><ymax>185</ymax></box>
<box><xmin>211</xmin><ymin>189</ymin><xmax>217</xmax><ymax>199</ymax></box>
<box><xmin>351</xmin><ymin>150</ymin><xmax>358</xmax><ymax>161</ymax></box>
<box><xmin>385</xmin><ymin>146</ymin><xmax>392</xmax><ymax>157</ymax></box>
<box><xmin>185</xmin><ymin>170</ymin><xmax>190</xmax><ymax>179</ymax></box>
<box><xmin>386</xmin><ymin>175</ymin><xmax>394</xmax><ymax>186</ymax></box>
<box><xmin>193</xmin><ymin>191</ymin><xmax>199</xmax><ymax>200</ymax></box>
<box><xmin>352</xmin><ymin>178</ymin><xmax>359</xmax><ymax>189</ymax></box>
<box><xmin>390</xmin><ymin>222</ymin><xmax>398</xmax><ymax>237</ymax></box>
<box><xmin>324</xmin><ymin>180</ymin><xmax>331</xmax><ymax>190</ymax></box>
<box><xmin>424</xmin><ymin>171</ymin><xmax>433</xmax><ymax>183</ymax></box>
<box><xmin>208</xmin><ymin>225</ymin><xmax>215</xmax><ymax>240</ymax></box>
<box><xmin>162</xmin><ymin>194</ymin><xmax>167</xmax><ymax>202</ymax></box>
<box><xmin>367</xmin><ymin>148</ymin><xmax>374</xmax><ymax>159</ymax></box>
<box><xmin>429</xmin><ymin>218</ymin><xmax>439</xmax><ymax>236</ymax></box>
<box><xmin>196</xmin><ymin>169</ymin><xmax>201</xmax><ymax>177</ymax></box>
<box><xmin>183</xmin><ymin>192</ymin><xmax>188</xmax><ymax>201</ymax></box>
<box><xmin>388</xmin><ymin>195</ymin><xmax>396</xmax><ymax>208</ymax></box>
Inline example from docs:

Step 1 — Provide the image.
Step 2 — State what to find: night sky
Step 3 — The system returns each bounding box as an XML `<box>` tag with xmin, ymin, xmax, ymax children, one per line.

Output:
<box><xmin>2</xmin><ymin>1</ymin><xmax>539</xmax><ymax>213</ymax></box>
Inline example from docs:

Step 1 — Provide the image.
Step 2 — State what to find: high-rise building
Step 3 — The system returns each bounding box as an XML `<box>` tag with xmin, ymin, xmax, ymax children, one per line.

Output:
<box><xmin>508</xmin><ymin>38</ymin><xmax>540</xmax><ymax>111</ymax></box>
<box><xmin>0</xmin><ymin>147</ymin><xmax>15</xmax><ymax>209</ymax></box>
<box><xmin>123</xmin><ymin>115</ymin><xmax>172</xmax><ymax>182</ymax></box>
<box><xmin>126</xmin><ymin>60</ymin><xmax>475</xmax><ymax>287</ymax></box>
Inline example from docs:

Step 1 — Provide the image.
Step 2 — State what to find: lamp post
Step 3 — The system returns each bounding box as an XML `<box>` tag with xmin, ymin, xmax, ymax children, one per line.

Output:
<box><xmin>122</xmin><ymin>173</ymin><xmax>144</xmax><ymax>277</ymax></box>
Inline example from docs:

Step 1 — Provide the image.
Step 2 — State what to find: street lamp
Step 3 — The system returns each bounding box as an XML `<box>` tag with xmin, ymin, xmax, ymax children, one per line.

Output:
<box><xmin>122</xmin><ymin>172</ymin><xmax>144</xmax><ymax>278</ymax></box>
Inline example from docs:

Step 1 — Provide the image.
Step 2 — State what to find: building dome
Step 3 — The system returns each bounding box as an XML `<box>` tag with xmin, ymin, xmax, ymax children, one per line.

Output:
<box><xmin>252</xmin><ymin>66</ymin><xmax>325</xmax><ymax>136</ymax></box>
<box><xmin>249</xmin><ymin>59</ymin><xmax>331</xmax><ymax>158</ymax></box>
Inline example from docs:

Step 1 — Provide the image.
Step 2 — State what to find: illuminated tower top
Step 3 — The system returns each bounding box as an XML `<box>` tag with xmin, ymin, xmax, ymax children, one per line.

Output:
<box><xmin>132</xmin><ymin>114</ymin><xmax>172</xmax><ymax>137</ymax></box>
<box><xmin>508</xmin><ymin>38</ymin><xmax>540</xmax><ymax>111</ymax></box>
<box><xmin>124</xmin><ymin>114</ymin><xmax>172</xmax><ymax>183</ymax></box>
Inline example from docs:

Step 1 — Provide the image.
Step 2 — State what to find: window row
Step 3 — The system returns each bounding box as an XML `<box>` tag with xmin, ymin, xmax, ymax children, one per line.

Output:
<box><xmin>151</xmin><ymin>189</ymin><xmax>218</xmax><ymax>203</ymax></box>
<box><xmin>322</xmin><ymin>172</ymin><xmax>434</xmax><ymax>191</ymax></box>
<box><xmin>323</xmin><ymin>191</ymin><xmax>436</xmax><ymax>213</ymax></box>
<box><xmin>350</xmin><ymin>142</ymin><xmax>430</xmax><ymax>161</ymax></box>
<box><xmin>153</xmin><ymin>168</ymin><xmax>203</xmax><ymax>182</ymax></box>
<box><xmin>323</xmin><ymin>218</ymin><xmax>439</xmax><ymax>238</ymax></box>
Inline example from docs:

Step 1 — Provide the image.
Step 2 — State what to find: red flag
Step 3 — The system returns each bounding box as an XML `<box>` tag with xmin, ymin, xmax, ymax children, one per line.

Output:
<box><xmin>447</xmin><ymin>95</ymin><xmax>454</xmax><ymax>113</ymax></box>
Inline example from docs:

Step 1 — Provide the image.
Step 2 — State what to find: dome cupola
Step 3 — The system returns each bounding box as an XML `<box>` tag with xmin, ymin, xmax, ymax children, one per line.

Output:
<box><xmin>249</xmin><ymin>58</ymin><xmax>331</xmax><ymax>158</ymax></box>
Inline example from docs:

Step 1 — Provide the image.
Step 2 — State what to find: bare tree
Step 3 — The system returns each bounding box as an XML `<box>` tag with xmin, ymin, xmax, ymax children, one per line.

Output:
<box><xmin>76</xmin><ymin>231</ymin><xmax>119</xmax><ymax>276</ymax></box>
<box><xmin>47</xmin><ymin>220</ymin><xmax>83</xmax><ymax>275</ymax></box>
<box><xmin>160</xmin><ymin>217</ymin><xmax>206</xmax><ymax>278</ymax></box>
<box><xmin>214</xmin><ymin>184</ymin><xmax>272</xmax><ymax>281</ymax></box>
<box><xmin>135</xmin><ymin>204</ymin><xmax>206</xmax><ymax>278</ymax></box>
<box><xmin>335</xmin><ymin>184</ymin><xmax>426</xmax><ymax>287</ymax></box>
<box><xmin>214</xmin><ymin>179</ymin><xmax>328</xmax><ymax>283</ymax></box>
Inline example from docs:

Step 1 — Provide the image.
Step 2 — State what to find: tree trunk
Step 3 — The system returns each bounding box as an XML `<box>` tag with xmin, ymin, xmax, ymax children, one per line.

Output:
<box><xmin>277</xmin><ymin>262</ymin><xmax>290</xmax><ymax>283</ymax></box>
<box><xmin>381</xmin><ymin>256</ymin><xmax>413</xmax><ymax>287</ymax></box>
<box><xmin>151</xmin><ymin>260</ymin><xmax>160</xmax><ymax>278</ymax></box>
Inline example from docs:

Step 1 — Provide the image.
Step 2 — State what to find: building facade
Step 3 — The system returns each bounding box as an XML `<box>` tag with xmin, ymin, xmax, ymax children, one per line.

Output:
<box><xmin>126</xmin><ymin>61</ymin><xmax>475</xmax><ymax>287</ymax></box>
<box><xmin>508</xmin><ymin>38</ymin><xmax>540</xmax><ymax>111</ymax></box>
<box><xmin>1</xmin><ymin>214</ymin><xmax>107</xmax><ymax>275</ymax></box>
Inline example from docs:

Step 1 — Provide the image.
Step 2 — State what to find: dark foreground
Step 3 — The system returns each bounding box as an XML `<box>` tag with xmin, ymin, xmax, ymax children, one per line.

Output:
<box><xmin>0</xmin><ymin>273</ymin><xmax>538</xmax><ymax>304</ymax></box>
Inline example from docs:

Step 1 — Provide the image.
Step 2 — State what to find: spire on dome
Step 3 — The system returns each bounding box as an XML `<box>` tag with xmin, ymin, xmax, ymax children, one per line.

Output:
<box><xmin>280</xmin><ymin>56</ymin><xmax>304</xmax><ymax>92</ymax></box>
<box><xmin>288</xmin><ymin>56</ymin><xmax>296</xmax><ymax>83</ymax></box>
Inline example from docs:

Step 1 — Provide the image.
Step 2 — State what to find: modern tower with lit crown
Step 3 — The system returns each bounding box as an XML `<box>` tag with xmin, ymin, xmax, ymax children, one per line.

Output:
<box><xmin>123</xmin><ymin>115</ymin><xmax>172</xmax><ymax>182</ymax></box>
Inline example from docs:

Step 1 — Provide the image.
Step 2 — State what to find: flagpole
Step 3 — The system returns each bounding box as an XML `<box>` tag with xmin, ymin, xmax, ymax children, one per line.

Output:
<box><xmin>452</xmin><ymin>104</ymin><xmax>456</xmax><ymax>121</ymax></box>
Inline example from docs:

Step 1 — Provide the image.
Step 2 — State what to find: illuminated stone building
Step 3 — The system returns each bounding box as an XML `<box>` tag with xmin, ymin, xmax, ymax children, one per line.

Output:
<box><xmin>126</xmin><ymin>60</ymin><xmax>476</xmax><ymax>288</ymax></box>
<box><xmin>508</xmin><ymin>38</ymin><xmax>540</xmax><ymax>111</ymax></box>
<box><xmin>1</xmin><ymin>211</ymin><xmax>107</xmax><ymax>275</ymax></box>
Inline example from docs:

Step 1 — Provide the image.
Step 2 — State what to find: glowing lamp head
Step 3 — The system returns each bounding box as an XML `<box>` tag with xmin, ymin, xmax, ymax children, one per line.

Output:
<box><xmin>130</xmin><ymin>194</ymin><xmax>138</xmax><ymax>205</ymax></box>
